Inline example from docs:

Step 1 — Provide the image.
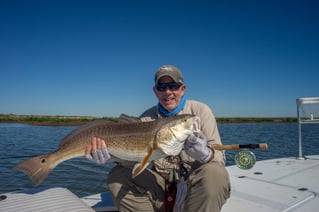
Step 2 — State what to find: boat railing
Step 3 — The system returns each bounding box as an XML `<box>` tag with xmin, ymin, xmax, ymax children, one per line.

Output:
<box><xmin>296</xmin><ymin>97</ymin><xmax>319</xmax><ymax>159</ymax></box>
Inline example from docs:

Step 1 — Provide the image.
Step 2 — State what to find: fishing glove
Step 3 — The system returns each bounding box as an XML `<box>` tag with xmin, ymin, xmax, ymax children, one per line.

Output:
<box><xmin>184</xmin><ymin>131</ymin><xmax>212</xmax><ymax>163</ymax></box>
<box><xmin>86</xmin><ymin>148</ymin><xmax>111</xmax><ymax>164</ymax></box>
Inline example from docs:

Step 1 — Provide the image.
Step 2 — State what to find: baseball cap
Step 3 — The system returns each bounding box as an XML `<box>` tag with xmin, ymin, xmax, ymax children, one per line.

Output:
<box><xmin>154</xmin><ymin>65</ymin><xmax>184</xmax><ymax>84</ymax></box>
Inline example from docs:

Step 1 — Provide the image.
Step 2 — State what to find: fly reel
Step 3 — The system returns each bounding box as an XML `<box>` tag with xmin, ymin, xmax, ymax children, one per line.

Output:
<box><xmin>234</xmin><ymin>150</ymin><xmax>256</xmax><ymax>169</ymax></box>
<box><xmin>214</xmin><ymin>143</ymin><xmax>267</xmax><ymax>170</ymax></box>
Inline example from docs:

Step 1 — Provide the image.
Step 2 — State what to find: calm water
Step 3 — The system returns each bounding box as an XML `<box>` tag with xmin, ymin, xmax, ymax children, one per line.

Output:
<box><xmin>0</xmin><ymin>122</ymin><xmax>318</xmax><ymax>197</ymax></box>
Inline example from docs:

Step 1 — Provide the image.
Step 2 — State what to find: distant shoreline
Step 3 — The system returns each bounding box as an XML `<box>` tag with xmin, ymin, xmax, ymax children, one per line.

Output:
<box><xmin>0</xmin><ymin>114</ymin><xmax>118</xmax><ymax>126</ymax></box>
<box><xmin>0</xmin><ymin>114</ymin><xmax>297</xmax><ymax>126</ymax></box>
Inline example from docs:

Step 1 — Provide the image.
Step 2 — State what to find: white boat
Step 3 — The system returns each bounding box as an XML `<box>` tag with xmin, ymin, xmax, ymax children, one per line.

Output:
<box><xmin>1</xmin><ymin>97</ymin><xmax>318</xmax><ymax>212</ymax></box>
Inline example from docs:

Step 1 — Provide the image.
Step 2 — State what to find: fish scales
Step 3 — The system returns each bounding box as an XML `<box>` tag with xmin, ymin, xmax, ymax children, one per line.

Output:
<box><xmin>59</xmin><ymin>121</ymin><xmax>159</xmax><ymax>158</ymax></box>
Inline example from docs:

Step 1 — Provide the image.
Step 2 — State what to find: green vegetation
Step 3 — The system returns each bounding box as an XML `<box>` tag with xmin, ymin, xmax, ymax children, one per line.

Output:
<box><xmin>0</xmin><ymin>114</ymin><xmax>118</xmax><ymax>126</ymax></box>
<box><xmin>0</xmin><ymin>114</ymin><xmax>297</xmax><ymax>126</ymax></box>
<box><xmin>217</xmin><ymin>117</ymin><xmax>297</xmax><ymax>123</ymax></box>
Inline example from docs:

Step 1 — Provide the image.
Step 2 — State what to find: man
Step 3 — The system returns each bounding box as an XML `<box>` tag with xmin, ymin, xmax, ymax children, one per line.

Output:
<box><xmin>86</xmin><ymin>65</ymin><xmax>230</xmax><ymax>211</ymax></box>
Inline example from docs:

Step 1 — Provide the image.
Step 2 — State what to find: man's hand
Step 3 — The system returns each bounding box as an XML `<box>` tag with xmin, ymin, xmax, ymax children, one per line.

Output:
<box><xmin>85</xmin><ymin>137</ymin><xmax>111</xmax><ymax>164</ymax></box>
<box><xmin>184</xmin><ymin>131</ymin><xmax>212</xmax><ymax>163</ymax></box>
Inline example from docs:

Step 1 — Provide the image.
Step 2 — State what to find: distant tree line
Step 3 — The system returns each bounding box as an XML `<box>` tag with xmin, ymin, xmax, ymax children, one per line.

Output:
<box><xmin>0</xmin><ymin>114</ymin><xmax>118</xmax><ymax>126</ymax></box>
<box><xmin>0</xmin><ymin>114</ymin><xmax>297</xmax><ymax>126</ymax></box>
<box><xmin>217</xmin><ymin>117</ymin><xmax>296</xmax><ymax>123</ymax></box>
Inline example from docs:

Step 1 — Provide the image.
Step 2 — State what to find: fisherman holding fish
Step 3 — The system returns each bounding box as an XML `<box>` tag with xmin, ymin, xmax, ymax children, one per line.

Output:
<box><xmin>86</xmin><ymin>65</ymin><xmax>231</xmax><ymax>211</ymax></box>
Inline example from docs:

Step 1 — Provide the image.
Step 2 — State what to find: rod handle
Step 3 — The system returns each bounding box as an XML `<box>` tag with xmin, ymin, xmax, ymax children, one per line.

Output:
<box><xmin>213</xmin><ymin>143</ymin><xmax>268</xmax><ymax>151</ymax></box>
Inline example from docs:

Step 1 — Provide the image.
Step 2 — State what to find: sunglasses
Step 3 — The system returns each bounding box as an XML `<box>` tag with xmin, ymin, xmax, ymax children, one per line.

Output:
<box><xmin>155</xmin><ymin>82</ymin><xmax>183</xmax><ymax>92</ymax></box>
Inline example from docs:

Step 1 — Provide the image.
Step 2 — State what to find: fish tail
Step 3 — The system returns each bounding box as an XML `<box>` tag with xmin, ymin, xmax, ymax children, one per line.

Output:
<box><xmin>14</xmin><ymin>154</ymin><xmax>54</xmax><ymax>186</ymax></box>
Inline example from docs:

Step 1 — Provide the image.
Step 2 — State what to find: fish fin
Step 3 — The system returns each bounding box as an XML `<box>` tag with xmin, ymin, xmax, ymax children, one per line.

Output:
<box><xmin>14</xmin><ymin>154</ymin><xmax>55</xmax><ymax>186</ymax></box>
<box><xmin>132</xmin><ymin>147</ymin><xmax>154</xmax><ymax>177</ymax></box>
<box><xmin>119</xmin><ymin>114</ymin><xmax>141</xmax><ymax>123</ymax></box>
<box><xmin>132</xmin><ymin>162</ymin><xmax>150</xmax><ymax>178</ymax></box>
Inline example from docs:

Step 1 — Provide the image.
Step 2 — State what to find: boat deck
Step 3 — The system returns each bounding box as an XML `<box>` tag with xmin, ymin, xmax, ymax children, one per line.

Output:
<box><xmin>1</xmin><ymin>155</ymin><xmax>319</xmax><ymax>212</ymax></box>
<box><xmin>0</xmin><ymin>187</ymin><xmax>95</xmax><ymax>212</ymax></box>
<box><xmin>81</xmin><ymin>155</ymin><xmax>319</xmax><ymax>211</ymax></box>
<box><xmin>222</xmin><ymin>155</ymin><xmax>319</xmax><ymax>212</ymax></box>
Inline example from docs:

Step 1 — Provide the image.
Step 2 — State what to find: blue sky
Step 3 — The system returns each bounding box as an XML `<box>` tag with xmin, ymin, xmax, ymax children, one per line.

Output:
<box><xmin>1</xmin><ymin>0</ymin><xmax>318</xmax><ymax>118</ymax></box>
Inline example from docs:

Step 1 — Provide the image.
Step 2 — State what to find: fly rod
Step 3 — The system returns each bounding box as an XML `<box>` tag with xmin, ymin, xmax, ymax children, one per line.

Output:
<box><xmin>213</xmin><ymin>143</ymin><xmax>268</xmax><ymax>151</ymax></box>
